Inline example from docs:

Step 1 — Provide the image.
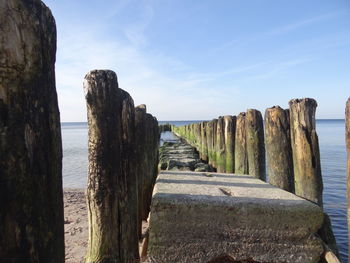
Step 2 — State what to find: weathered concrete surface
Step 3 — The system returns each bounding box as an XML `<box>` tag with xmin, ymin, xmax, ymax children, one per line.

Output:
<box><xmin>0</xmin><ymin>0</ymin><xmax>64</xmax><ymax>261</ymax></box>
<box><xmin>148</xmin><ymin>171</ymin><xmax>324</xmax><ymax>263</ymax></box>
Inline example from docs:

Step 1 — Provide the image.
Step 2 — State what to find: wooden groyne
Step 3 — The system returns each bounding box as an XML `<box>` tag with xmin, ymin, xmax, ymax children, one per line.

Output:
<box><xmin>0</xmin><ymin>1</ymin><xmax>64</xmax><ymax>261</ymax></box>
<box><xmin>84</xmin><ymin>70</ymin><xmax>159</xmax><ymax>263</ymax></box>
<box><xmin>171</xmin><ymin>99</ymin><xmax>339</xmax><ymax>258</ymax></box>
<box><xmin>346</xmin><ymin>98</ymin><xmax>350</xmax><ymax>261</ymax></box>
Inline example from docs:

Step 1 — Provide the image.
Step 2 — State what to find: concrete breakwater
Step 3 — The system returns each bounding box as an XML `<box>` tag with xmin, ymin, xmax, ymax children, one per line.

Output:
<box><xmin>172</xmin><ymin>99</ymin><xmax>340</xmax><ymax>259</ymax></box>
<box><xmin>159</xmin><ymin>141</ymin><xmax>214</xmax><ymax>172</ymax></box>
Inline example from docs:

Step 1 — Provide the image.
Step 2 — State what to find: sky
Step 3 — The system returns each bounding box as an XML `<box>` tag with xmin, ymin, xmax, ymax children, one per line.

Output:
<box><xmin>44</xmin><ymin>0</ymin><xmax>350</xmax><ymax>121</ymax></box>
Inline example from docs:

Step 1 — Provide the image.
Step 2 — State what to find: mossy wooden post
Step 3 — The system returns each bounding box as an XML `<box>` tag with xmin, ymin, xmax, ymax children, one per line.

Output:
<box><xmin>289</xmin><ymin>98</ymin><xmax>323</xmax><ymax>206</ymax></box>
<box><xmin>265</xmin><ymin>106</ymin><xmax>294</xmax><ymax>192</ymax></box>
<box><xmin>216</xmin><ymin>117</ymin><xmax>226</xmax><ymax>172</ymax></box>
<box><xmin>206</xmin><ymin>119</ymin><xmax>218</xmax><ymax>167</ymax></box>
<box><xmin>346</xmin><ymin>98</ymin><xmax>350</xmax><ymax>258</ymax></box>
<box><xmin>84</xmin><ymin>70</ymin><xmax>139</xmax><ymax>263</ymax></box>
<box><xmin>224</xmin><ymin>115</ymin><xmax>236</xmax><ymax>173</ymax></box>
<box><xmin>0</xmin><ymin>0</ymin><xmax>64</xmax><ymax>261</ymax></box>
<box><xmin>235</xmin><ymin>113</ymin><xmax>248</xmax><ymax>174</ymax></box>
<box><xmin>200</xmin><ymin>122</ymin><xmax>209</xmax><ymax>161</ymax></box>
<box><xmin>246</xmin><ymin>109</ymin><xmax>266</xmax><ymax>180</ymax></box>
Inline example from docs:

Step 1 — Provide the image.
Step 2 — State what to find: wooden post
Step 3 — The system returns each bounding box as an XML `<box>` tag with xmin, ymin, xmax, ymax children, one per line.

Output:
<box><xmin>216</xmin><ymin>117</ymin><xmax>226</xmax><ymax>172</ymax></box>
<box><xmin>224</xmin><ymin>116</ymin><xmax>236</xmax><ymax>173</ymax></box>
<box><xmin>235</xmin><ymin>113</ymin><xmax>248</xmax><ymax>174</ymax></box>
<box><xmin>246</xmin><ymin>109</ymin><xmax>266</xmax><ymax>180</ymax></box>
<box><xmin>289</xmin><ymin>98</ymin><xmax>323</xmax><ymax>206</ymax></box>
<box><xmin>0</xmin><ymin>0</ymin><xmax>64</xmax><ymax>261</ymax></box>
<box><xmin>264</xmin><ymin>106</ymin><xmax>294</xmax><ymax>192</ymax></box>
<box><xmin>200</xmin><ymin>122</ymin><xmax>209</xmax><ymax>161</ymax></box>
<box><xmin>84</xmin><ymin>70</ymin><xmax>139</xmax><ymax>263</ymax></box>
<box><xmin>346</xmin><ymin>98</ymin><xmax>350</xmax><ymax>259</ymax></box>
<box><xmin>135</xmin><ymin>104</ymin><xmax>147</xmax><ymax>238</ymax></box>
<box><xmin>206</xmin><ymin>119</ymin><xmax>218</xmax><ymax>167</ymax></box>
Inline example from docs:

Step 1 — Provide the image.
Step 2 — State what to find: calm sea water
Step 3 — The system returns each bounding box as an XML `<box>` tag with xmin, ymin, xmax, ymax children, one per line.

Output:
<box><xmin>62</xmin><ymin>119</ymin><xmax>348</xmax><ymax>262</ymax></box>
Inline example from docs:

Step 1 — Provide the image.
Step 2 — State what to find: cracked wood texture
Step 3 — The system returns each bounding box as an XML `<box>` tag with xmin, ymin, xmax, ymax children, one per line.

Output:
<box><xmin>223</xmin><ymin>115</ymin><xmax>236</xmax><ymax>173</ymax></box>
<box><xmin>264</xmin><ymin>106</ymin><xmax>294</xmax><ymax>192</ymax></box>
<box><xmin>135</xmin><ymin>105</ymin><xmax>159</xmax><ymax>237</ymax></box>
<box><xmin>235</xmin><ymin>113</ymin><xmax>248</xmax><ymax>174</ymax></box>
<box><xmin>346</xmin><ymin>98</ymin><xmax>350</xmax><ymax>261</ymax></box>
<box><xmin>84</xmin><ymin>70</ymin><xmax>139</xmax><ymax>263</ymax></box>
<box><xmin>289</xmin><ymin>98</ymin><xmax>323</xmax><ymax>206</ymax></box>
<box><xmin>0</xmin><ymin>0</ymin><xmax>64</xmax><ymax>262</ymax></box>
<box><xmin>246</xmin><ymin>109</ymin><xmax>266</xmax><ymax>181</ymax></box>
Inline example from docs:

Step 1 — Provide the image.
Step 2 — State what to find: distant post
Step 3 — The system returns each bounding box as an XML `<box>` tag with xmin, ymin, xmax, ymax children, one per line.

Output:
<box><xmin>289</xmin><ymin>98</ymin><xmax>323</xmax><ymax>206</ymax></box>
<box><xmin>0</xmin><ymin>0</ymin><xmax>64</xmax><ymax>261</ymax></box>
<box><xmin>200</xmin><ymin>122</ymin><xmax>208</xmax><ymax>161</ymax></box>
<box><xmin>265</xmin><ymin>106</ymin><xmax>294</xmax><ymax>192</ymax></box>
<box><xmin>84</xmin><ymin>70</ymin><xmax>139</xmax><ymax>263</ymax></box>
<box><xmin>235</xmin><ymin>112</ymin><xmax>248</xmax><ymax>174</ymax></box>
<box><xmin>246</xmin><ymin>109</ymin><xmax>266</xmax><ymax>180</ymax></box>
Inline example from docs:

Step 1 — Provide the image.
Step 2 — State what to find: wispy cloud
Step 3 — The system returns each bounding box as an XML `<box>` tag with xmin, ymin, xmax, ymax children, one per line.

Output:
<box><xmin>267</xmin><ymin>12</ymin><xmax>341</xmax><ymax>36</ymax></box>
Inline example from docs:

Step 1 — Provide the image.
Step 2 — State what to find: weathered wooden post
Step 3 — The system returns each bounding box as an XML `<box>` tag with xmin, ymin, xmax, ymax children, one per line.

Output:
<box><xmin>235</xmin><ymin>113</ymin><xmax>248</xmax><ymax>174</ymax></box>
<box><xmin>216</xmin><ymin>117</ymin><xmax>226</xmax><ymax>172</ymax></box>
<box><xmin>346</xmin><ymin>98</ymin><xmax>350</xmax><ymax>259</ymax></box>
<box><xmin>135</xmin><ymin>104</ymin><xmax>147</xmax><ymax>238</ymax></box>
<box><xmin>200</xmin><ymin>122</ymin><xmax>209</xmax><ymax>161</ymax></box>
<box><xmin>265</xmin><ymin>106</ymin><xmax>294</xmax><ymax>192</ymax></box>
<box><xmin>84</xmin><ymin>70</ymin><xmax>139</xmax><ymax>263</ymax></box>
<box><xmin>246</xmin><ymin>109</ymin><xmax>266</xmax><ymax>180</ymax></box>
<box><xmin>206</xmin><ymin>120</ymin><xmax>217</xmax><ymax>167</ymax></box>
<box><xmin>289</xmin><ymin>98</ymin><xmax>323</xmax><ymax>206</ymax></box>
<box><xmin>223</xmin><ymin>116</ymin><xmax>236</xmax><ymax>173</ymax></box>
<box><xmin>0</xmin><ymin>0</ymin><xmax>64</xmax><ymax>261</ymax></box>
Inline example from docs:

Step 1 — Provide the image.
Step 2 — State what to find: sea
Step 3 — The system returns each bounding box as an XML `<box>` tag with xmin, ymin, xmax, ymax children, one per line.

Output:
<box><xmin>62</xmin><ymin>119</ymin><xmax>348</xmax><ymax>262</ymax></box>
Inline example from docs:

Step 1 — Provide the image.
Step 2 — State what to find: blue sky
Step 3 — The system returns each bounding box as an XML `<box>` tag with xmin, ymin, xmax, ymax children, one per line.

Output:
<box><xmin>45</xmin><ymin>0</ymin><xmax>350</xmax><ymax>121</ymax></box>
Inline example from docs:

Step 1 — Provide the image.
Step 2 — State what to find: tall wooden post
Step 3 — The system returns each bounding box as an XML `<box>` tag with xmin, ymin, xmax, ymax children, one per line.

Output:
<box><xmin>289</xmin><ymin>98</ymin><xmax>323</xmax><ymax>206</ymax></box>
<box><xmin>265</xmin><ymin>106</ymin><xmax>294</xmax><ymax>192</ymax></box>
<box><xmin>235</xmin><ymin>113</ymin><xmax>248</xmax><ymax>174</ymax></box>
<box><xmin>346</xmin><ymin>98</ymin><xmax>350</xmax><ymax>260</ymax></box>
<box><xmin>0</xmin><ymin>0</ymin><xmax>64</xmax><ymax>262</ymax></box>
<box><xmin>223</xmin><ymin>116</ymin><xmax>236</xmax><ymax>173</ymax></box>
<box><xmin>84</xmin><ymin>70</ymin><xmax>139</xmax><ymax>263</ymax></box>
<box><xmin>246</xmin><ymin>109</ymin><xmax>266</xmax><ymax>180</ymax></box>
<box><xmin>216</xmin><ymin>117</ymin><xmax>226</xmax><ymax>172</ymax></box>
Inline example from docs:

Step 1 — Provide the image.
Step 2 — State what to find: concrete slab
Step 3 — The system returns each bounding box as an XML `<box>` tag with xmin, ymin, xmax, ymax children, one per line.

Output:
<box><xmin>148</xmin><ymin>171</ymin><xmax>324</xmax><ymax>263</ymax></box>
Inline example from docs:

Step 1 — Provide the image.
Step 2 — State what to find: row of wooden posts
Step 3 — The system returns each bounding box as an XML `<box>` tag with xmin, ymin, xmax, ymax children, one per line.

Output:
<box><xmin>173</xmin><ymin>99</ymin><xmax>322</xmax><ymax>205</ymax></box>
<box><xmin>84</xmin><ymin>70</ymin><xmax>159</xmax><ymax>262</ymax></box>
<box><xmin>172</xmin><ymin>98</ymin><xmax>341</xmax><ymax>256</ymax></box>
<box><xmin>0</xmin><ymin>1</ymin><xmax>160</xmax><ymax>262</ymax></box>
<box><xmin>1</xmin><ymin>0</ymin><xmax>350</xmax><ymax>262</ymax></box>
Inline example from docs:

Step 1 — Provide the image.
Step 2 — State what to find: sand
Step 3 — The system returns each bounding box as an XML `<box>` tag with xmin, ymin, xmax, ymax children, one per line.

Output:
<box><xmin>64</xmin><ymin>189</ymin><xmax>88</xmax><ymax>263</ymax></box>
<box><xmin>64</xmin><ymin>189</ymin><xmax>149</xmax><ymax>263</ymax></box>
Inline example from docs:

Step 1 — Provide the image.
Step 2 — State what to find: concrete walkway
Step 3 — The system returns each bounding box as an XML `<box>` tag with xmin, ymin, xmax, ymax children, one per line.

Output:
<box><xmin>148</xmin><ymin>171</ymin><xmax>324</xmax><ymax>263</ymax></box>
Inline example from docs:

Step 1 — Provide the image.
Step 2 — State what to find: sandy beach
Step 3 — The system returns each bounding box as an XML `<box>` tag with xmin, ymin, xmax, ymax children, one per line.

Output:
<box><xmin>64</xmin><ymin>189</ymin><xmax>149</xmax><ymax>263</ymax></box>
<box><xmin>64</xmin><ymin>189</ymin><xmax>88</xmax><ymax>263</ymax></box>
